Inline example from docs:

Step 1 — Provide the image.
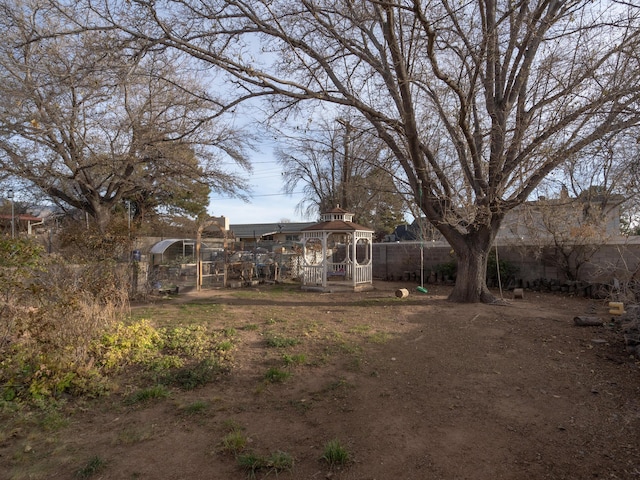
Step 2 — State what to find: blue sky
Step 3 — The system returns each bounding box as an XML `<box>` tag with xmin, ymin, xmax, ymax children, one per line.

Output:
<box><xmin>207</xmin><ymin>148</ymin><xmax>309</xmax><ymax>225</ymax></box>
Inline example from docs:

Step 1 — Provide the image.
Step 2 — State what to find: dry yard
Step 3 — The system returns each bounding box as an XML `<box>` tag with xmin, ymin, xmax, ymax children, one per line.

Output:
<box><xmin>1</xmin><ymin>282</ymin><xmax>639</xmax><ymax>480</ymax></box>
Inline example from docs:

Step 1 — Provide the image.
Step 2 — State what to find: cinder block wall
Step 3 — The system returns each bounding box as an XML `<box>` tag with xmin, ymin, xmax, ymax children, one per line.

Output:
<box><xmin>373</xmin><ymin>242</ymin><xmax>453</xmax><ymax>280</ymax></box>
<box><xmin>373</xmin><ymin>241</ymin><xmax>640</xmax><ymax>284</ymax></box>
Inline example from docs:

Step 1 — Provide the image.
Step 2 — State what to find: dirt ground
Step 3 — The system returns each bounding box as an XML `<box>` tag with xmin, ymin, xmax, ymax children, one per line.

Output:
<box><xmin>2</xmin><ymin>282</ymin><xmax>639</xmax><ymax>480</ymax></box>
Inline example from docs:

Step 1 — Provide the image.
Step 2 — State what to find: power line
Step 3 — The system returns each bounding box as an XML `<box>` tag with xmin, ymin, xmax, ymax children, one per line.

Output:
<box><xmin>210</xmin><ymin>191</ymin><xmax>304</xmax><ymax>200</ymax></box>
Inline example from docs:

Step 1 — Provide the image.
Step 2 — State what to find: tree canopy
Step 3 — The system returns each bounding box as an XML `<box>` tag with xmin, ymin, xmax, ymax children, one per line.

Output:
<box><xmin>26</xmin><ymin>0</ymin><xmax>640</xmax><ymax>301</ymax></box>
<box><xmin>277</xmin><ymin>116</ymin><xmax>406</xmax><ymax>238</ymax></box>
<box><xmin>0</xmin><ymin>0</ymin><xmax>251</xmax><ymax>232</ymax></box>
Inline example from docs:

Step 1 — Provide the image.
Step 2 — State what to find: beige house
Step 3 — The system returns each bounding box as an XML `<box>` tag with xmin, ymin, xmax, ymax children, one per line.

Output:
<box><xmin>498</xmin><ymin>188</ymin><xmax>623</xmax><ymax>244</ymax></box>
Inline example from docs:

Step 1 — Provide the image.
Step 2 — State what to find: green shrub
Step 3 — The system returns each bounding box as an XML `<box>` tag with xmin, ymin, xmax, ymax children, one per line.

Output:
<box><xmin>162</xmin><ymin>324</ymin><xmax>212</xmax><ymax>359</ymax></box>
<box><xmin>148</xmin><ymin>355</ymin><xmax>185</xmax><ymax>372</ymax></box>
<box><xmin>435</xmin><ymin>260</ymin><xmax>457</xmax><ymax>279</ymax></box>
<box><xmin>0</xmin><ymin>238</ymin><xmax>238</xmax><ymax>404</ymax></box>
<box><xmin>486</xmin><ymin>251</ymin><xmax>519</xmax><ymax>284</ymax></box>
<box><xmin>96</xmin><ymin>320</ymin><xmax>163</xmax><ymax>372</ymax></box>
<box><xmin>216</xmin><ymin>340</ymin><xmax>234</xmax><ymax>352</ymax></box>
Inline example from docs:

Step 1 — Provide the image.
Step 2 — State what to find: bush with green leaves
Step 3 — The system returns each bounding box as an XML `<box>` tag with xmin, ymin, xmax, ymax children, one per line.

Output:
<box><xmin>96</xmin><ymin>320</ymin><xmax>163</xmax><ymax>372</ymax></box>
<box><xmin>162</xmin><ymin>324</ymin><xmax>212</xmax><ymax>359</ymax></box>
<box><xmin>435</xmin><ymin>260</ymin><xmax>457</xmax><ymax>279</ymax></box>
<box><xmin>0</xmin><ymin>237</ymin><xmax>233</xmax><ymax>403</ymax></box>
<box><xmin>160</xmin><ymin>357</ymin><xmax>225</xmax><ymax>390</ymax></box>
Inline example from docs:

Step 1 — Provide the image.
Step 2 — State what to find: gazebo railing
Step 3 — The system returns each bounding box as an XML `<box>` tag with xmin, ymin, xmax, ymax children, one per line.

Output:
<box><xmin>354</xmin><ymin>264</ymin><xmax>372</xmax><ymax>284</ymax></box>
<box><xmin>302</xmin><ymin>262</ymin><xmax>370</xmax><ymax>285</ymax></box>
<box><xmin>303</xmin><ymin>265</ymin><xmax>324</xmax><ymax>285</ymax></box>
<box><xmin>327</xmin><ymin>262</ymin><xmax>350</xmax><ymax>279</ymax></box>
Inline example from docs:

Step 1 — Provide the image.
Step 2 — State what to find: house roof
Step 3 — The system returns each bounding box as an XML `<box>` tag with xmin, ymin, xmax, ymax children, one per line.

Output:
<box><xmin>229</xmin><ymin>222</ymin><xmax>316</xmax><ymax>238</ymax></box>
<box><xmin>0</xmin><ymin>214</ymin><xmax>43</xmax><ymax>222</ymax></box>
<box><xmin>325</xmin><ymin>206</ymin><xmax>350</xmax><ymax>214</ymax></box>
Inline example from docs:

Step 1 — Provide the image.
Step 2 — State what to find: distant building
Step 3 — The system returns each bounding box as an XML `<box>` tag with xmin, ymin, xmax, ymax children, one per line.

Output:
<box><xmin>0</xmin><ymin>213</ymin><xmax>45</xmax><ymax>236</ymax></box>
<box><xmin>229</xmin><ymin>222</ymin><xmax>316</xmax><ymax>246</ymax></box>
<box><xmin>385</xmin><ymin>217</ymin><xmax>442</xmax><ymax>242</ymax></box>
<box><xmin>387</xmin><ymin>189</ymin><xmax>623</xmax><ymax>244</ymax></box>
<box><xmin>499</xmin><ymin>190</ymin><xmax>623</xmax><ymax>243</ymax></box>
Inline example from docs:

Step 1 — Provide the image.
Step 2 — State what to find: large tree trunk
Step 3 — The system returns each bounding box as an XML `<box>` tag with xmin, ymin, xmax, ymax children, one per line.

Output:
<box><xmin>92</xmin><ymin>204</ymin><xmax>112</xmax><ymax>234</ymax></box>
<box><xmin>449</xmin><ymin>242</ymin><xmax>495</xmax><ymax>303</ymax></box>
<box><xmin>444</xmin><ymin>225</ymin><xmax>498</xmax><ymax>303</ymax></box>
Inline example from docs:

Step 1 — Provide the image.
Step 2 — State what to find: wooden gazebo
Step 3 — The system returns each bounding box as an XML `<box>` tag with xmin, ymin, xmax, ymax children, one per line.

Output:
<box><xmin>300</xmin><ymin>206</ymin><xmax>374</xmax><ymax>291</ymax></box>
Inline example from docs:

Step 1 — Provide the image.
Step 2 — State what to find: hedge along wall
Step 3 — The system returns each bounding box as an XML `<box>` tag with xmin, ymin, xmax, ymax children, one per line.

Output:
<box><xmin>372</xmin><ymin>238</ymin><xmax>640</xmax><ymax>287</ymax></box>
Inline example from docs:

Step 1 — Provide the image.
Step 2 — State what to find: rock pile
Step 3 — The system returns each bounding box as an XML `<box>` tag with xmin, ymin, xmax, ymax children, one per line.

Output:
<box><xmin>621</xmin><ymin>305</ymin><xmax>640</xmax><ymax>359</ymax></box>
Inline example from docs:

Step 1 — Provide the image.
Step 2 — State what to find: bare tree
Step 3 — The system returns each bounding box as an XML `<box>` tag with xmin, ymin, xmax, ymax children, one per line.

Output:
<box><xmin>0</xmin><ymin>0</ymin><xmax>250</xmax><ymax>232</ymax></box>
<box><xmin>276</xmin><ymin>115</ymin><xmax>406</xmax><ymax>236</ymax></box>
<box><xmin>67</xmin><ymin>0</ymin><xmax>640</xmax><ymax>302</ymax></box>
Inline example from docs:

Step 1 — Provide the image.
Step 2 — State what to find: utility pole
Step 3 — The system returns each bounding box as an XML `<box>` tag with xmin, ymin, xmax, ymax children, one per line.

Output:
<box><xmin>336</xmin><ymin>118</ymin><xmax>351</xmax><ymax>210</ymax></box>
<box><xmin>7</xmin><ymin>189</ymin><xmax>15</xmax><ymax>238</ymax></box>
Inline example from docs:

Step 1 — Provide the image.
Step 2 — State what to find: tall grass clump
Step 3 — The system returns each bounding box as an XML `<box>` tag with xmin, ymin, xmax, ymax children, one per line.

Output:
<box><xmin>264</xmin><ymin>367</ymin><xmax>291</xmax><ymax>383</ymax></box>
<box><xmin>237</xmin><ymin>450</ymin><xmax>294</xmax><ymax>478</ymax></box>
<box><xmin>76</xmin><ymin>455</ymin><xmax>108</xmax><ymax>478</ymax></box>
<box><xmin>220</xmin><ymin>430</ymin><xmax>248</xmax><ymax>455</ymax></box>
<box><xmin>321</xmin><ymin>439</ymin><xmax>349</xmax><ymax>467</ymax></box>
<box><xmin>0</xmin><ymin>239</ymin><xmax>129</xmax><ymax>401</ymax></box>
<box><xmin>124</xmin><ymin>385</ymin><xmax>170</xmax><ymax>405</ymax></box>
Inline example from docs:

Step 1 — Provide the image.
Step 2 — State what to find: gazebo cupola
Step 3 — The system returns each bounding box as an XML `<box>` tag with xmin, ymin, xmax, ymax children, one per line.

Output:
<box><xmin>300</xmin><ymin>206</ymin><xmax>374</xmax><ymax>292</ymax></box>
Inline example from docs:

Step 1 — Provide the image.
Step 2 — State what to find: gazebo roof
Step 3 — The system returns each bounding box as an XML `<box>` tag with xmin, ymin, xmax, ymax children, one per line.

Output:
<box><xmin>302</xmin><ymin>206</ymin><xmax>374</xmax><ymax>232</ymax></box>
<box><xmin>302</xmin><ymin>220</ymin><xmax>373</xmax><ymax>232</ymax></box>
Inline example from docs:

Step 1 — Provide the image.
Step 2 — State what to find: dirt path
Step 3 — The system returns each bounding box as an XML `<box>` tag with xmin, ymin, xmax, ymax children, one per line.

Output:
<box><xmin>2</xmin><ymin>283</ymin><xmax>639</xmax><ymax>480</ymax></box>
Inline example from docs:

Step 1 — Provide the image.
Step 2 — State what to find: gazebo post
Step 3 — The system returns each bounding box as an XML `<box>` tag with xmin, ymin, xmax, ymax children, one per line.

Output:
<box><xmin>322</xmin><ymin>231</ymin><xmax>328</xmax><ymax>288</ymax></box>
<box><xmin>351</xmin><ymin>232</ymin><xmax>356</xmax><ymax>289</ymax></box>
